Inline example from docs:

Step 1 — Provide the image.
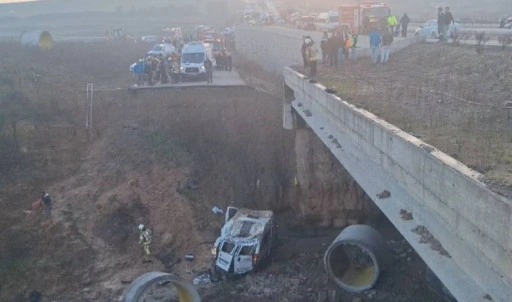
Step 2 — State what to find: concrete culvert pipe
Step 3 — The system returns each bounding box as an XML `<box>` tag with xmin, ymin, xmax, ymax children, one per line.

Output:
<box><xmin>20</xmin><ymin>30</ymin><xmax>54</xmax><ymax>50</ymax></box>
<box><xmin>324</xmin><ymin>225</ymin><xmax>390</xmax><ymax>292</ymax></box>
<box><xmin>122</xmin><ymin>272</ymin><xmax>201</xmax><ymax>302</ymax></box>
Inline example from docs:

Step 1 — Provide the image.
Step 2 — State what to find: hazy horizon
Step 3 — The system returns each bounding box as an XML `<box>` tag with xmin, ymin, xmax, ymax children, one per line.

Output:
<box><xmin>0</xmin><ymin>0</ymin><xmax>38</xmax><ymax>3</ymax></box>
<box><xmin>0</xmin><ymin>0</ymin><xmax>510</xmax><ymax>20</ymax></box>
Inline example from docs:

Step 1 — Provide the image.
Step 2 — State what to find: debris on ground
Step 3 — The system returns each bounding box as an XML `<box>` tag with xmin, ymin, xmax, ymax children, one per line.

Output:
<box><xmin>193</xmin><ymin>271</ymin><xmax>212</xmax><ymax>286</ymax></box>
<box><xmin>212</xmin><ymin>206</ymin><xmax>224</xmax><ymax>215</ymax></box>
<box><xmin>412</xmin><ymin>225</ymin><xmax>450</xmax><ymax>257</ymax></box>
<box><xmin>377</xmin><ymin>190</ymin><xmax>391</xmax><ymax>199</ymax></box>
<box><xmin>400</xmin><ymin>209</ymin><xmax>413</xmax><ymax>221</ymax></box>
<box><xmin>120</xmin><ymin>276</ymin><xmax>133</xmax><ymax>284</ymax></box>
<box><xmin>185</xmin><ymin>254</ymin><xmax>195</xmax><ymax>261</ymax></box>
<box><xmin>345</xmin><ymin>243</ymin><xmax>375</xmax><ymax>269</ymax></box>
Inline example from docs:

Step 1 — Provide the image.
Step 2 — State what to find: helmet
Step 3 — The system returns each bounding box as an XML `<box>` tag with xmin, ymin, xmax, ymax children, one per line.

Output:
<box><xmin>138</xmin><ymin>224</ymin><xmax>145</xmax><ymax>231</ymax></box>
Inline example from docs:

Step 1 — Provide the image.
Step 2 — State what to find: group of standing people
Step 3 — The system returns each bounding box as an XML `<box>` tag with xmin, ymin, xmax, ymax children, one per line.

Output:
<box><xmin>369</xmin><ymin>27</ymin><xmax>395</xmax><ymax>64</ymax></box>
<box><xmin>132</xmin><ymin>53</ymin><xmax>182</xmax><ymax>86</ymax></box>
<box><xmin>385</xmin><ymin>13</ymin><xmax>411</xmax><ymax>38</ymax></box>
<box><xmin>132</xmin><ymin>49</ymin><xmax>233</xmax><ymax>86</ymax></box>
<box><xmin>300</xmin><ymin>31</ymin><xmax>360</xmax><ymax>80</ymax></box>
<box><xmin>214</xmin><ymin>50</ymin><xmax>233</xmax><ymax>72</ymax></box>
<box><xmin>319</xmin><ymin>31</ymin><xmax>359</xmax><ymax>68</ymax></box>
<box><xmin>437</xmin><ymin>7</ymin><xmax>455</xmax><ymax>42</ymax></box>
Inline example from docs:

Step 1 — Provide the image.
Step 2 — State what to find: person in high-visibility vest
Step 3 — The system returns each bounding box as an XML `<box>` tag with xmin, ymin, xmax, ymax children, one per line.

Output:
<box><xmin>344</xmin><ymin>34</ymin><xmax>352</xmax><ymax>62</ymax></box>
<box><xmin>138</xmin><ymin>224</ymin><xmax>152</xmax><ymax>259</ymax></box>
<box><xmin>387</xmin><ymin>15</ymin><xmax>398</xmax><ymax>35</ymax></box>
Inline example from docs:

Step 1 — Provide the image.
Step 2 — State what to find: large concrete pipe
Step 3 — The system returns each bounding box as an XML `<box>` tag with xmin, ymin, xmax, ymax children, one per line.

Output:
<box><xmin>20</xmin><ymin>30</ymin><xmax>54</xmax><ymax>50</ymax></box>
<box><xmin>121</xmin><ymin>272</ymin><xmax>201</xmax><ymax>302</ymax></box>
<box><xmin>324</xmin><ymin>225</ymin><xmax>390</xmax><ymax>292</ymax></box>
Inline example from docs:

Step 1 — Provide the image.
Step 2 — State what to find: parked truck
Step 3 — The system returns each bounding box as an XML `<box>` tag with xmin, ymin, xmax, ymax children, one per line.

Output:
<box><xmin>212</xmin><ymin>207</ymin><xmax>277</xmax><ymax>275</ymax></box>
<box><xmin>339</xmin><ymin>2</ymin><xmax>390</xmax><ymax>34</ymax></box>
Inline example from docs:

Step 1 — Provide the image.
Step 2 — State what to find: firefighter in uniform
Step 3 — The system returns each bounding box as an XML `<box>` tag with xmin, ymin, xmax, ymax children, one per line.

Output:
<box><xmin>138</xmin><ymin>224</ymin><xmax>152</xmax><ymax>259</ymax></box>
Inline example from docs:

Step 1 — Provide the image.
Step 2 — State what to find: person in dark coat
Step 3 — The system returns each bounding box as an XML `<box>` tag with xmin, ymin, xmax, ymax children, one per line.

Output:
<box><xmin>437</xmin><ymin>7</ymin><xmax>445</xmax><ymax>41</ymax></box>
<box><xmin>400</xmin><ymin>13</ymin><xmax>411</xmax><ymax>38</ymax></box>
<box><xmin>336</xmin><ymin>31</ymin><xmax>345</xmax><ymax>66</ymax></box>
<box><xmin>320</xmin><ymin>31</ymin><xmax>328</xmax><ymax>64</ymax></box>
<box><xmin>40</xmin><ymin>192</ymin><xmax>52</xmax><ymax>220</ymax></box>
<box><xmin>159</xmin><ymin>57</ymin><xmax>168</xmax><ymax>84</ymax></box>
<box><xmin>327</xmin><ymin>32</ymin><xmax>338</xmax><ymax>67</ymax></box>
<box><xmin>444</xmin><ymin>7</ymin><xmax>455</xmax><ymax>41</ymax></box>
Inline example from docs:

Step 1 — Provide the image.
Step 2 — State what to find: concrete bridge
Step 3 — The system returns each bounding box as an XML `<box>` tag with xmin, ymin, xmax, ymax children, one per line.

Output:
<box><xmin>236</xmin><ymin>25</ymin><xmax>512</xmax><ymax>301</ymax></box>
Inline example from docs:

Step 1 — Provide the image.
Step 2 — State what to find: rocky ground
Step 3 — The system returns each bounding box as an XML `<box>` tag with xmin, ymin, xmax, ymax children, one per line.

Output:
<box><xmin>197</xmin><ymin>214</ymin><xmax>442</xmax><ymax>302</ymax></box>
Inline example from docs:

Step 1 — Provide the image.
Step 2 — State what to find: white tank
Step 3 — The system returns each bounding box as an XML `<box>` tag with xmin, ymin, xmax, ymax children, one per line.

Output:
<box><xmin>20</xmin><ymin>30</ymin><xmax>53</xmax><ymax>50</ymax></box>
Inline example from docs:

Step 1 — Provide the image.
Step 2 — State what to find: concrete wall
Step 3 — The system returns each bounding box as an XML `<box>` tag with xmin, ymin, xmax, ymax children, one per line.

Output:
<box><xmin>284</xmin><ymin>67</ymin><xmax>512</xmax><ymax>301</ymax></box>
<box><xmin>234</xmin><ymin>25</ymin><xmax>421</xmax><ymax>74</ymax></box>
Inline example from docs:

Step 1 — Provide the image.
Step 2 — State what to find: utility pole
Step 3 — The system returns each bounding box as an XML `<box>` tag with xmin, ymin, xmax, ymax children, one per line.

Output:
<box><xmin>86</xmin><ymin>83</ymin><xmax>94</xmax><ymax>129</ymax></box>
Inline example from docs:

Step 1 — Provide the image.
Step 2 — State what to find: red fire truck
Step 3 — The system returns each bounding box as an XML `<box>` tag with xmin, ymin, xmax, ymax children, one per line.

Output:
<box><xmin>339</xmin><ymin>2</ymin><xmax>390</xmax><ymax>34</ymax></box>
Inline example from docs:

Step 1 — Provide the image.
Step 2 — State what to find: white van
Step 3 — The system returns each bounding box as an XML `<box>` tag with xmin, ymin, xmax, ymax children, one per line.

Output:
<box><xmin>180</xmin><ymin>42</ymin><xmax>216</xmax><ymax>81</ymax></box>
<box><xmin>316</xmin><ymin>11</ymin><xmax>339</xmax><ymax>32</ymax></box>
<box><xmin>212</xmin><ymin>207</ymin><xmax>277</xmax><ymax>276</ymax></box>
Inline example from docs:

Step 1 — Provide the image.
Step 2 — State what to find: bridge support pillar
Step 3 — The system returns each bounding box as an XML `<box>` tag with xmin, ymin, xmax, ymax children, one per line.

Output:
<box><xmin>292</xmin><ymin>127</ymin><xmax>371</xmax><ymax>227</ymax></box>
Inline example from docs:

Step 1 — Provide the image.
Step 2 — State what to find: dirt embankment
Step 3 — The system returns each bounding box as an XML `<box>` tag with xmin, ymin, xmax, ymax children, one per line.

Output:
<box><xmin>1</xmin><ymin>82</ymin><xmax>298</xmax><ymax>300</ymax></box>
<box><xmin>0</xmin><ymin>39</ymin><xmax>301</xmax><ymax>300</ymax></box>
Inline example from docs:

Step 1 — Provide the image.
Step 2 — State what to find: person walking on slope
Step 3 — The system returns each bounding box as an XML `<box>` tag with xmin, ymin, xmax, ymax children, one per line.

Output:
<box><xmin>41</xmin><ymin>191</ymin><xmax>52</xmax><ymax>220</ymax></box>
<box><xmin>369</xmin><ymin>28</ymin><xmax>381</xmax><ymax>64</ymax></box>
<box><xmin>400</xmin><ymin>13</ymin><xmax>411</xmax><ymax>38</ymax></box>
<box><xmin>305</xmin><ymin>37</ymin><xmax>320</xmax><ymax>79</ymax></box>
<box><xmin>138</xmin><ymin>224</ymin><xmax>152</xmax><ymax>261</ymax></box>
<box><xmin>381</xmin><ymin>28</ymin><xmax>394</xmax><ymax>63</ymax></box>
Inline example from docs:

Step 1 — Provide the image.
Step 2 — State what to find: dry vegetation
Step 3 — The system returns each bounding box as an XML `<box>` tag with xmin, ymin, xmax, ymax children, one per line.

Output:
<box><xmin>312</xmin><ymin>43</ymin><xmax>512</xmax><ymax>194</ymax></box>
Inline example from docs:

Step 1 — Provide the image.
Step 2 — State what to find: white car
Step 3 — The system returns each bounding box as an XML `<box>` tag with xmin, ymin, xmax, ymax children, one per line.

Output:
<box><xmin>141</xmin><ymin>35</ymin><xmax>162</xmax><ymax>43</ymax></box>
<box><xmin>213</xmin><ymin>207</ymin><xmax>277</xmax><ymax>276</ymax></box>
<box><xmin>415</xmin><ymin>19</ymin><xmax>461</xmax><ymax>39</ymax></box>
<box><xmin>146</xmin><ymin>43</ymin><xmax>176</xmax><ymax>57</ymax></box>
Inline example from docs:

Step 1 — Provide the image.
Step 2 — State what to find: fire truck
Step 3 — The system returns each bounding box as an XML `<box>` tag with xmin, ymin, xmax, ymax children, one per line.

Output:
<box><xmin>338</xmin><ymin>2</ymin><xmax>390</xmax><ymax>34</ymax></box>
